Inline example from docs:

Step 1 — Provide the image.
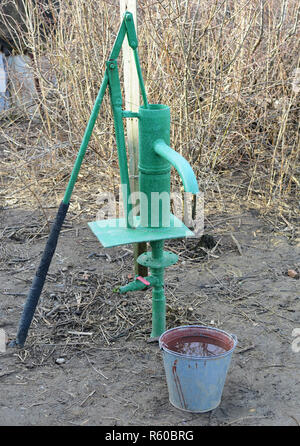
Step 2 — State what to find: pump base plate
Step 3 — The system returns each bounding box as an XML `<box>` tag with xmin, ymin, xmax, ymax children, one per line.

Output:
<box><xmin>88</xmin><ymin>214</ymin><xmax>194</xmax><ymax>248</ymax></box>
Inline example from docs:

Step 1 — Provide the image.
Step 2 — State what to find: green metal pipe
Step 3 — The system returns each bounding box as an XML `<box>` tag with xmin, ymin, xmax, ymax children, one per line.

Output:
<box><xmin>138</xmin><ymin>104</ymin><xmax>171</xmax><ymax>228</ymax></box>
<box><xmin>151</xmin><ymin>239</ymin><xmax>164</xmax><ymax>259</ymax></box>
<box><xmin>154</xmin><ymin>139</ymin><xmax>199</xmax><ymax>194</ymax></box>
<box><xmin>107</xmin><ymin>60</ymin><xmax>133</xmax><ymax>228</ymax></box>
<box><xmin>119</xmin><ymin>275</ymin><xmax>157</xmax><ymax>293</ymax></box>
<box><xmin>150</xmin><ymin>240</ymin><xmax>166</xmax><ymax>337</ymax></box>
<box><xmin>63</xmin><ymin>72</ymin><xmax>108</xmax><ymax>204</ymax></box>
<box><xmin>151</xmin><ymin>269</ymin><xmax>166</xmax><ymax>337</ymax></box>
<box><xmin>109</xmin><ymin>20</ymin><xmax>127</xmax><ymax>60</ymax></box>
<box><xmin>123</xmin><ymin>11</ymin><xmax>148</xmax><ymax>109</ymax></box>
<box><xmin>133</xmin><ymin>48</ymin><xmax>148</xmax><ymax>108</ymax></box>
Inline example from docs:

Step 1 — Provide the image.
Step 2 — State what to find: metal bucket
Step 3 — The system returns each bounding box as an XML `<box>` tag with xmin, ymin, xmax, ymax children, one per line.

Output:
<box><xmin>159</xmin><ymin>325</ymin><xmax>237</xmax><ymax>413</ymax></box>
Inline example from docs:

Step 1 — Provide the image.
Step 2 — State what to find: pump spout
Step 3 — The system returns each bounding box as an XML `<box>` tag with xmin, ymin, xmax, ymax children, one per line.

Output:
<box><xmin>154</xmin><ymin>139</ymin><xmax>199</xmax><ymax>194</ymax></box>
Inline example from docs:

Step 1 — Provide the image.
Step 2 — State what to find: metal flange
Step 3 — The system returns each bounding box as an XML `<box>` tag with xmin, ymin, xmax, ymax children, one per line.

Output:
<box><xmin>137</xmin><ymin>250</ymin><xmax>178</xmax><ymax>269</ymax></box>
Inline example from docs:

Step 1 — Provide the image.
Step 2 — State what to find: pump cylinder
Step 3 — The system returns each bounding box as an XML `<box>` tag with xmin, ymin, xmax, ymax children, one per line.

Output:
<box><xmin>138</xmin><ymin>104</ymin><xmax>171</xmax><ymax>228</ymax></box>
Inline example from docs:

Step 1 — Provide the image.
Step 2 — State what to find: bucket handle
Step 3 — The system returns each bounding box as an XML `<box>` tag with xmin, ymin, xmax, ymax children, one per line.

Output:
<box><xmin>230</xmin><ymin>334</ymin><xmax>238</xmax><ymax>344</ymax></box>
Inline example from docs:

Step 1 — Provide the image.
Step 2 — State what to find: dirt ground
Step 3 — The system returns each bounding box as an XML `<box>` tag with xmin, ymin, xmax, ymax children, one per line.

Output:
<box><xmin>0</xmin><ymin>196</ymin><xmax>299</xmax><ymax>427</ymax></box>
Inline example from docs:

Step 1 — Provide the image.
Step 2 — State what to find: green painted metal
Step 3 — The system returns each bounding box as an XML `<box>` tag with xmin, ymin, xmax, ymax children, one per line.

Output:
<box><xmin>89</xmin><ymin>98</ymin><xmax>199</xmax><ymax>337</ymax></box>
<box><xmin>122</xmin><ymin>110</ymin><xmax>140</xmax><ymax>118</ymax></box>
<box><xmin>154</xmin><ymin>139</ymin><xmax>199</xmax><ymax>194</ymax></box>
<box><xmin>63</xmin><ymin>72</ymin><xmax>108</xmax><ymax>205</ymax></box>
<box><xmin>119</xmin><ymin>275</ymin><xmax>157</xmax><ymax>293</ymax></box>
<box><xmin>124</xmin><ymin>11</ymin><xmax>148</xmax><ymax>108</ymax></box>
<box><xmin>137</xmin><ymin>251</ymin><xmax>178</xmax><ymax>269</ymax></box>
<box><xmin>88</xmin><ymin>214</ymin><xmax>194</xmax><ymax>248</ymax></box>
<box><xmin>118</xmin><ymin>103</ymin><xmax>198</xmax><ymax>337</ymax></box>
<box><xmin>133</xmin><ymin>49</ymin><xmax>148</xmax><ymax>108</ymax></box>
<box><xmin>63</xmin><ymin>12</ymin><xmax>146</xmax><ymax>206</ymax></box>
<box><xmin>124</xmin><ymin>11</ymin><xmax>138</xmax><ymax>50</ymax></box>
<box><xmin>148</xmin><ymin>240</ymin><xmax>167</xmax><ymax>337</ymax></box>
<box><xmin>138</xmin><ymin>104</ymin><xmax>171</xmax><ymax>229</ymax></box>
<box><xmin>109</xmin><ymin>19</ymin><xmax>127</xmax><ymax>60</ymax></box>
<box><xmin>60</xmin><ymin>11</ymin><xmax>200</xmax><ymax>339</ymax></box>
<box><xmin>106</xmin><ymin>60</ymin><xmax>133</xmax><ymax>228</ymax></box>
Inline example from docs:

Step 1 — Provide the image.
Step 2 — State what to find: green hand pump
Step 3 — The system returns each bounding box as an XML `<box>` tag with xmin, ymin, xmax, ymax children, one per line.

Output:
<box><xmin>11</xmin><ymin>12</ymin><xmax>199</xmax><ymax>348</ymax></box>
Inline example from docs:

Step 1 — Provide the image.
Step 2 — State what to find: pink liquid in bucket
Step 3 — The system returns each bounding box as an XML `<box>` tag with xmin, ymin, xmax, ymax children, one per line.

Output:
<box><xmin>166</xmin><ymin>335</ymin><xmax>228</xmax><ymax>357</ymax></box>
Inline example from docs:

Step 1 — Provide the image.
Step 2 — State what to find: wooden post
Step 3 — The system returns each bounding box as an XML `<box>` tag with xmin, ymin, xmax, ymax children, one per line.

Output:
<box><xmin>120</xmin><ymin>0</ymin><xmax>147</xmax><ymax>276</ymax></box>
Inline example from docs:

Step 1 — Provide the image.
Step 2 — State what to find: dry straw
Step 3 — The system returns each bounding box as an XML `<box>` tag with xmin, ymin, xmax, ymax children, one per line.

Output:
<box><xmin>0</xmin><ymin>0</ymin><xmax>299</xmax><ymax>214</ymax></box>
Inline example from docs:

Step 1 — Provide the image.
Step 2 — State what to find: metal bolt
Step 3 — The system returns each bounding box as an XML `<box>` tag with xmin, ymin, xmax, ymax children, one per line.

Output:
<box><xmin>109</xmin><ymin>62</ymin><xmax>115</xmax><ymax>69</ymax></box>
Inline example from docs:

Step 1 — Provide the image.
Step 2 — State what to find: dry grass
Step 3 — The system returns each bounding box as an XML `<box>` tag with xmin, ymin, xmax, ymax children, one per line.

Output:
<box><xmin>0</xmin><ymin>0</ymin><xmax>299</xmax><ymax>217</ymax></box>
